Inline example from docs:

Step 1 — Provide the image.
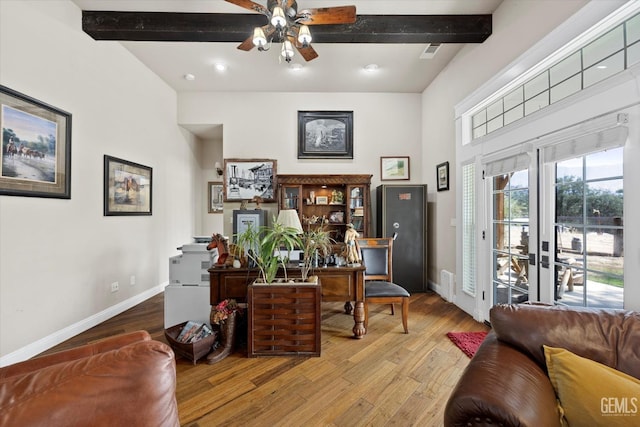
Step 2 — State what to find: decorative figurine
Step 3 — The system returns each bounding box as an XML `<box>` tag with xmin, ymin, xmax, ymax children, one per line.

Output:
<box><xmin>343</xmin><ymin>223</ymin><xmax>361</xmax><ymax>264</ymax></box>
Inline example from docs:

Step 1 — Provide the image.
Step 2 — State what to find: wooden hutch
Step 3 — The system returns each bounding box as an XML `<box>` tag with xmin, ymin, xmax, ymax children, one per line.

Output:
<box><xmin>277</xmin><ymin>174</ymin><xmax>372</xmax><ymax>241</ymax></box>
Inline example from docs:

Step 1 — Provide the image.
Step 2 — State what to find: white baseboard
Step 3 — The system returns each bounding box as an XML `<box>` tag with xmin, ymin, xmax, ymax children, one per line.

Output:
<box><xmin>0</xmin><ymin>283</ymin><xmax>166</xmax><ymax>368</ymax></box>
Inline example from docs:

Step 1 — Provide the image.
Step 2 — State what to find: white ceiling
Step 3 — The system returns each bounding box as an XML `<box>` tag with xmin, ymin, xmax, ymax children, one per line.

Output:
<box><xmin>72</xmin><ymin>0</ymin><xmax>503</xmax><ymax>95</ymax></box>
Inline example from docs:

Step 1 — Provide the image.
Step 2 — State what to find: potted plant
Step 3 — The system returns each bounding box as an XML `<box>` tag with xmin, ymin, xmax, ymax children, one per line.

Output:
<box><xmin>300</xmin><ymin>215</ymin><xmax>335</xmax><ymax>282</ymax></box>
<box><xmin>235</xmin><ymin>212</ymin><xmax>322</xmax><ymax>357</ymax></box>
<box><xmin>234</xmin><ymin>217</ymin><xmax>302</xmax><ymax>284</ymax></box>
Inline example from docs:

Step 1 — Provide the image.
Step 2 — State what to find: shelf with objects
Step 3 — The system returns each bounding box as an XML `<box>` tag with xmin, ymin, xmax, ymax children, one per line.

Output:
<box><xmin>277</xmin><ymin>174</ymin><xmax>372</xmax><ymax>243</ymax></box>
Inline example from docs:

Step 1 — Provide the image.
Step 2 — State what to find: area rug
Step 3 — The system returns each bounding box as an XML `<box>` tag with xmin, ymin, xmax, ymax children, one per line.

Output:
<box><xmin>446</xmin><ymin>331</ymin><xmax>488</xmax><ymax>358</ymax></box>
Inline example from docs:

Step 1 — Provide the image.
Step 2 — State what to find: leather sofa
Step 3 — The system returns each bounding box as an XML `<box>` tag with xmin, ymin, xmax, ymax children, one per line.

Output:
<box><xmin>0</xmin><ymin>330</ymin><xmax>179</xmax><ymax>427</ymax></box>
<box><xmin>444</xmin><ymin>303</ymin><xmax>640</xmax><ymax>427</ymax></box>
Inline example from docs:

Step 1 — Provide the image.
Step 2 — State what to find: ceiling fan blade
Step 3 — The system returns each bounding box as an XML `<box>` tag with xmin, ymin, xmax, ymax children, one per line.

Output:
<box><xmin>296</xmin><ymin>44</ymin><xmax>319</xmax><ymax>62</ymax></box>
<box><xmin>225</xmin><ymin>0</ymin><xmax>268</xmax><ymax>15</ymax></box>
<box><xmin>237</xmin><ymin>35</ymin><xmax>256</xmax><ymax>51</ymax></box>
<box><xmin>297</xmin><ymin>6</ymin><xmax>356</xmax><ymax>25</ymax></box>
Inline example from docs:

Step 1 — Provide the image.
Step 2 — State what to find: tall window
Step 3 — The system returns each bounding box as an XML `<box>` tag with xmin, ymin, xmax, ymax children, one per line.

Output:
<box><xmin>462</xmin><ymin>163</ymin><xmax>476</xmax><ymax>295</ymax></box>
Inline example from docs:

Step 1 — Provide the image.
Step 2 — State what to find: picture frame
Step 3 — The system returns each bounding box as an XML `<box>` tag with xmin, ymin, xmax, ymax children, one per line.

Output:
<box><xmin>223</xmin><ymin>158</ymin><xmax>276</xmax><ymax>202</ymax></box>
<box><xmin>103</xmin><ymin>155</ymin><xmax>152</xmax><ymax>216</ymax></box>
<box><xmin>208</xmin><ymin>182</ymin><xmax>223</xmax><ymax>213</ymax></box>
<box><xmin>328</xmin><ymin>211</ymin><xmax>344</xmax><ymax>224</ymax></box>
<box><xmin>1</xmin><ymin>85</ymin><xmax>72</xmax><ymax>199</ymax></box>
<box><xmin>380</xmin><ymin>156</ymin><xmax>410</xmax><ymax>181</ymax></box>
<box><xmin>437</xmin><ymin>161</ymin><xmax>450</xmax><ymax>192</ymax></box>
<box><xmin>315</xmin><ymin>196</ymin><xmax>328</xmax><ymax>205</ymax></box>
<box><xmin>298</xmin><ymin>111</ymin><xmax>353</xmax><ymax>159</ymax></box>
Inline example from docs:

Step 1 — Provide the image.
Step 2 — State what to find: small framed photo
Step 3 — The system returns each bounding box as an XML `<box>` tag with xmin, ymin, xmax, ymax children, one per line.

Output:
<box><xmin>223</xmin><ymin>158</ymin><xmax>276</xmax><ymax>202</ymax></box>
<box><xmin>437</xmin><ymin>161</ymin><xmax>450</xmax><ymax>192</ymax></box>
<box><xmin>208</xmin><ymin>182</ymin><xmax>223</xmax><ymax>213</ymax></box>
<box><xmin>1</xmin><ymin>85</ymin><xmax>72</xmax><ymax>199</ymax></box>
<box><xmin>315</xmin><ymin>196</ymin><xmax>328</xmax><ymax>205</ymax></box>
<box><xmin>103</xmin><ymin>155</ymin><xmax>152</xmax><ymax>216</ymax></box>
<box><xmin>328</xmin><ymin>211</ymin><xmax>344</xmax><ymax>223</ymax></box>
<box><xmin>380</xmin><ymin>156</ymin><xmax>410</xmax><ymax>181</ymax></box>
<box><xmin>298</xmin><ymin>111</ymin><xmax>353</xmax><ymax>159</ymax></box>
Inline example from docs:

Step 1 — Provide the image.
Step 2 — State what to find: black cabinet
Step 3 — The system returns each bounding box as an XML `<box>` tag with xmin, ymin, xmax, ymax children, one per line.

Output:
<box><xmin>376</xmin><ymin>185</ymin><xmax>428</xmax><ymax>293</ymax></box>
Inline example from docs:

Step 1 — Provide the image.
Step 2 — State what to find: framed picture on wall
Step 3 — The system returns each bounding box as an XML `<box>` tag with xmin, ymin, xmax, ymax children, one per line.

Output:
<box><xmin>208</xmin><ymin>182</ymin><xmax>223</xmax><ymax>213</ymax></box>
<box><xmin>297</xmin><ymin>111</ymin><xmax>353</xmax><ymax>159</ymax></box>
<box><xmin>380</xmin><ymin>156</ymin><xmax>410</xmax><ymax>180</ymax></box>
<box><xmin>223</xmin><ymin>158</ymin><xmax>276</xmax><ymax>202</ymax></box>
<box><xmin>437</xmin><ymin>161</ymin><xmax>450</xmax><ymax>192</ymax></box>
<box><xmin>0</xmin><ymin>85</ymin><xmax>72</xmax><ymax>199</ymax></box>
<box><xmin>103</xmin><ymin>155</ymin><xmax>152</xmax><ymax>216</ymax></box>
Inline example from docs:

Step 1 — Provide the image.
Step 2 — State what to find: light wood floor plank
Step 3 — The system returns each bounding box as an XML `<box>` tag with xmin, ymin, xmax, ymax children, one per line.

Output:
<box><xmin>42</xmin><ymin>291</ymin><xmax>489</xmax><ymax>427</ymax></box>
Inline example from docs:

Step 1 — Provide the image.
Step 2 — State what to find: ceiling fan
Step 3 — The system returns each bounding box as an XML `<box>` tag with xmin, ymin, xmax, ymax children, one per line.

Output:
<box><xmin>225</xmin><ymin>0</ymin><xmax>356</xmax><ymax>62</ymax></box>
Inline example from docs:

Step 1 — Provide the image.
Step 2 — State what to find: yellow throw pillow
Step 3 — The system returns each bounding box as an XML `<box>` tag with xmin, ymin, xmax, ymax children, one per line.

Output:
<box><xmin>544</xmin><ymin>345</ymin><xmax>640</xmax><ymax>427</ymax></box>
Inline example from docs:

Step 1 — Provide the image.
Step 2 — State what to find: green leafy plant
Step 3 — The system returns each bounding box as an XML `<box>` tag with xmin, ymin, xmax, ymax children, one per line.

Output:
<box><xmin>235</xmin><ymin>218</ymin><xmax>302</xmax><ymax>284</ymax></box>
<box><xmin>300</xmin><ymin>215</ymin><xmax>335</xmax><ymax>282</ymax></box>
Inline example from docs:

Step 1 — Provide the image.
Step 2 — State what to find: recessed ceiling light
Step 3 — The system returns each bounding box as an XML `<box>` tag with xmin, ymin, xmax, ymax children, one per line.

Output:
<box><xmin>363</xmin><ymin>63</ymin><xmax>379</xmax><ymax>73</ymax></box>
<box><xmin>289</xmin><ymin>63</ymin><xmax>304</xmax><ymax>71</ymax></box>
<box><xmin>214</xmin><ymin>63</ymin><xmax>227</xmax><ymax>72</ymax></box>
<box><xmin>596</xmin><ymin>65</ymin><xmax>608</xmax><ymax>69</ymax></box>
<box><xmin>183</xmin><ymin>73</ymin><xmax>196</xmax><ymax>81</ymax></box>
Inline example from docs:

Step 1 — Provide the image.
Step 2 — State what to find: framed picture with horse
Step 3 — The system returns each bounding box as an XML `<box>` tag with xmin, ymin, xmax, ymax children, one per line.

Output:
<box><xmin>103</xmin><ymin>155</ymin><xmax>152</xmax><ymax>216</ymax></box>
<box><xmin>1</xmin><ymin>85</ymin><xmax>72</xmax><ymax>199</ymax></box>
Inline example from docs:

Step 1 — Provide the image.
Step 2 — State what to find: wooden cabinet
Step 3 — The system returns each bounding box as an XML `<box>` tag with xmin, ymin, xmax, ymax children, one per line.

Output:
<box><xmin>277</xmin><ymin>174</ymin><xmax>372</xmax><ymax>241</ymax></box>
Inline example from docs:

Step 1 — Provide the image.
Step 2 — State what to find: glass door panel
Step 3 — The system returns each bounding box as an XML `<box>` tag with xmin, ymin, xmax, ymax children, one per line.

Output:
<box><xmin>554</xmin><ymin>147</ymin><xmax>624</xmax><ymax>308</ymax></box>
<box><xmin>492</xmin><ymin>169</ymin><xmax>530</xmax><ymax>305</ymax></box>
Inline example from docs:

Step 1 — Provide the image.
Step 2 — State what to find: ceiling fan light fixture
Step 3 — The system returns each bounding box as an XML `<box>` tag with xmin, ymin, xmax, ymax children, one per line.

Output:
<box><xmin>252</xmin><ymin>27</ymin><xmax>268</xmax><ymax>49</ymax></box>
<box><xmin>271</xmin><ymin>6</ymin><xmax>287</xmax><ymax>29</ymax></box>
<box><xmin>298</xmin><ymin>25</ymin><xmax>312</xmax><ymax>46</ymax></box>
<box><xmin>281</xmin><ymin>40</ymin><xmax>295</xmax><ymax>62</ymax></box>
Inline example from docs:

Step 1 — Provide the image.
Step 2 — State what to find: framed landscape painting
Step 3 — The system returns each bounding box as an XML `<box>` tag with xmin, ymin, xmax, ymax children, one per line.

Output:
<box><xmin>380</xmin><ymin>156</ymin><xmax>410</xmax><ymax>181</ymax></box>
<box><xmin>0</xmin><ymin>85</ymin><xmax>72</xmax><ymax>198</ymax></box>
<box><xmin>298</xmin><ymin>111</ymin><xmax>353</xmax><ymax>159</ymax></box>
<box><xmin>103</xmin><ymin>155</ymin><xmax>152</xmax><ymax>216</ymax></box>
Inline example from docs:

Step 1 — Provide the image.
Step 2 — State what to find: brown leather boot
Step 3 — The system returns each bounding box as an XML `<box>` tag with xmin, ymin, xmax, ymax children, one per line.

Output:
<box><xmin>206</xmin><ymin>311</ymin><xmax>237</xmax><ymax>364</ymax></box>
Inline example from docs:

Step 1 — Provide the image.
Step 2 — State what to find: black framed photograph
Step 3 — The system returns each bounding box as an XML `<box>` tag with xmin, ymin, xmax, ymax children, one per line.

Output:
<box><xmin>223</xmin><ymin>158</ymin><xmax>276</xmax><ymax>202</ymax></box>
<box><xmin>1</xmin><ymin>85</ymin><xmax>72</xmax><ymax>198</ymax></box>
<box><xmin>437</xmin><ymin>161</ymin><xmax>450</xmax><ymax>192</ymax></box>
<box><xmin>298</xmin><ymin>111</ymin><xmax>353</xmax><ymax>159</ymax></box>
<box><xmin>208</xmin><ymin>182</ymin><xmax>223</xmax><ymax>213</ymax></box>
<box><xmin>103</xmin><ymin>155</ymin><xmax>152</xmax><ymax>216</ymax></box>
<box><xmin>380</xmin><ymin>156</ymin><xmax>410</xmax><ymax>181</ymax></box>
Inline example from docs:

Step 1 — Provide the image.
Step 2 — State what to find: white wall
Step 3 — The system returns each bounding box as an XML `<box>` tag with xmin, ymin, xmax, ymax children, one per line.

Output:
<box><xmin>0</xmin><ymin>0</ymin><xmax>199</xmax><ymax>362</ymax></box>
<box><xmin>421</xmin><ymin>0</ymin><xmax>588</xmax><ymax>290</ymax></box>
<box><xmin>200</xmin><ymin>137</ymin><xmax>224</xmax><ymax>236</ymax></box>
<box><xmin>178</xmin><ymin>92</ymin><xmax>423</xmax><ymax>237</ymax></box>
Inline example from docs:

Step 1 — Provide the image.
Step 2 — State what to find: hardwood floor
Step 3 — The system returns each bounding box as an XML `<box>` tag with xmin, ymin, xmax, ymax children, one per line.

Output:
<box><xmin>43</xmin><ymin>291</ymin><xmax>489</xmax><ymax>426</ymax></box>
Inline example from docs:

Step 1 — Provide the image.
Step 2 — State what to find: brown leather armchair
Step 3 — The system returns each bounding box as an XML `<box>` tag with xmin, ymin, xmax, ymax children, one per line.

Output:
<box><xmin>444</xmin><ymin>304</ymin><xmax>640</xmax><ymax>427</ymax></box>
<box><xmin>0</xmin><ymin>330</ymin><xmax>179</xmax><ymax>427</ymax></box>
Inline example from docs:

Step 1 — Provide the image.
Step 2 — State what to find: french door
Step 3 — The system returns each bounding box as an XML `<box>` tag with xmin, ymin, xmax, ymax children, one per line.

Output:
<box><xmin>483</xmin><ymin>131</ymin><xmax>626</xmax><ymax>317</ymax></box>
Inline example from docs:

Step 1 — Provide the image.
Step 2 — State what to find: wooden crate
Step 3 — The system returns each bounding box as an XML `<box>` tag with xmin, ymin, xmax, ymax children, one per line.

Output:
<box><xmin>247</xmin><ymin>282</ymin><xmax>321</xmax><ymax>357</ymax></box>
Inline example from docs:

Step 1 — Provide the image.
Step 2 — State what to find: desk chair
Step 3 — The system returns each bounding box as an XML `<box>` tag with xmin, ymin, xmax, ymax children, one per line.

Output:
<box><xmin>357</xmin><ymin>237</ymin><xmax>410</xmax><ymax>333</ymax></box>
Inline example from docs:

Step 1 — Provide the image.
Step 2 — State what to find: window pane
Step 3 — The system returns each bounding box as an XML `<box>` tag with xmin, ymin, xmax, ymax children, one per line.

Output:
<box><xmin>586</xmin><ymin>179</ymin><xmax>623</xmax><ymax>226</ymax></box>
<box><xmin>462</xmin><ymin>163</ymin><xmax>476</xmax><ymax>295</ymax></box>
<box><xmin>583</xmin><ymin>25</ymin><xmax>624</xmax><ymax>69</ymax></box>
<box><xmin>524</xmin><ymin>72</ymin><xmax>549</xmax><ymax>99</ymax></box>
<box><xmin>504</xmin><ymin>87</ymin><xmax>524</xmax><ymax>110</ymax></box>
<box><xmin>550</xmin><ymin>52</ymin><xmax>581</xmax><ymax>86</ymax></box>
<box><xmin>628</xmin><ymin>41</ymin><xmax>640</xmax><ymax>67</ymax></box>
<box><xmin>551</xmin><ymin>74</ymin><xmax>581</xmax><ymax>104</ymax></box>
<box><xmin>627</xmin><ymin>13</ymin><xmax>640</xmax><ymax>45</ymax></box>
<box><xmin>556</xmin><ymin>180</ymin><xmax>584</xmax><ymax>225</ymax></box>
<box><xmin>524</xmin><ymin>91</ymin><xmax>549</xmax><ymax>116</ymax></box>
<box><xmin>504</xmin><ymin>105</ymin><xmax>524</xmax><ymax>125</ymax></box>
<box><xmin>586</xmin><ymin>147</ymin><xmax>623</xmax><ymax>180</ymax></box>
<box><xmin>584</xmin><ymin>52</ymin><xmax>624</xmax><ymax>88</ymax></box>
<box><xmin>487</xmin><ymin>115</ymin><xmax>503</xmax><ymax>133</ymax></box>
<box><xmin>472</xmin><ymin>109</ymin><xmax>487</xmax><ymax>127</ymax></box>
<box><xmin>487</xmin><ymin>99</ymin><xmax>503</xmax><ymax>121</ymax></box>
<box><xmin>473</xmin><ymin>125</ymin><xmax>487</xmax><ymax>139</ymax></box>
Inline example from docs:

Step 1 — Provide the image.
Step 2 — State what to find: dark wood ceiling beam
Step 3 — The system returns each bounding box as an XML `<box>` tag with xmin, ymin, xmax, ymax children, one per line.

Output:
<box><xmin>82</xmin><ymin>11</ymin><xmax>491</xmax><ymax>44</ymax></box>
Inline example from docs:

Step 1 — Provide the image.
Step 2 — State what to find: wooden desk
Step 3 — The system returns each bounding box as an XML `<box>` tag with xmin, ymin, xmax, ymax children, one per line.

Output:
<box><xmin>208</xmin><ymin>265</ymin><xmax>367</xmax><ymax>338</ymax></box>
